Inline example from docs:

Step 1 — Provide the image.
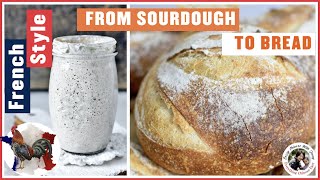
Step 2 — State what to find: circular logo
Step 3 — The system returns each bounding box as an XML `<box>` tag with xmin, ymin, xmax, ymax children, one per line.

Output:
<box><xmin>282</xmin><ymin>142</ymin><xmax>316</xmax><ymax>176</ymax></box>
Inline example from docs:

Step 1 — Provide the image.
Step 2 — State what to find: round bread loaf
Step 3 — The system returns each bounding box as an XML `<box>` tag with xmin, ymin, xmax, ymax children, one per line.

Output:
<box><xmin>130</xmin><ymin>32</ymin><xmax>180</xmax><ymax>96</ymax></box>
<box><xmin>134</xmin><ymin>26</ymin><xmax>314</xmax><ymax>175</ymax></box>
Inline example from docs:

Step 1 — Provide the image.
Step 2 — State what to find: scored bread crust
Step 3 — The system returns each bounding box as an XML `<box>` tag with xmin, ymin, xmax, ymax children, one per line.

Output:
<box><xmin>130</xmin><ymin>32</ymin><xmax>180</xmax><ymax>96</ymax></box>
<box><xmin>134</xmin><ymin>26</ymin><xmax>314</xmax><ymax>175</ymax></box>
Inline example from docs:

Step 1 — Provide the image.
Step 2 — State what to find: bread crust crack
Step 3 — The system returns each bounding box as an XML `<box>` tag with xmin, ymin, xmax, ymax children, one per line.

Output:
<box><xmin>270</xmin><ymin>88</ymin><xmax>285</xmax><ymax>125</ymax></box>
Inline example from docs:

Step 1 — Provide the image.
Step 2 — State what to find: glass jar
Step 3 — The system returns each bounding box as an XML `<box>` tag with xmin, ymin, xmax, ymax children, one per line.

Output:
<box><xmin>49</xmin><ymin>35</ymin><xmax>118</xmax><ymax>154</ymax></box>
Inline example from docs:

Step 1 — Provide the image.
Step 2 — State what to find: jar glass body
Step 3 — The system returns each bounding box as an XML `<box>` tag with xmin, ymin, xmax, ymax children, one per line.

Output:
<box><xmin>49</xmin><ymin>36</ymin><xmax>118</xmax><ymax>154</ymax></box>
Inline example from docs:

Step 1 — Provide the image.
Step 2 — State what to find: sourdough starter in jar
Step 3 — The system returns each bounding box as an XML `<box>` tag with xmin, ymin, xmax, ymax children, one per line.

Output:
<box><xmin>49</xmin><ymin>35</ymin><xmax>118</xmax><ymax>154</ymax></box>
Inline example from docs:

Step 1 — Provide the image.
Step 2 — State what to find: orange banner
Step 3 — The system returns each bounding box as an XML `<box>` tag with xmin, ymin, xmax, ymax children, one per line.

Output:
<box><xmin>77</xmin><ymin>8</ymin><xmax>239</xmax><ymax>31</ymax></box>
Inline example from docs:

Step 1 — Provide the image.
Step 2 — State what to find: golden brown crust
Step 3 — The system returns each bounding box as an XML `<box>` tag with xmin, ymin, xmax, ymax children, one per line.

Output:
<box><xmin>135</xmin><ymin>29</ymin><xmax>314</xmax><ymax>175</ymax></box>
<box><xmin>130</xmin><ymin>32</ymin><xmax>180</xmax><ymax>96</ymax></box>
<box><xmin>130</xmin><ymin>143</ymin><xmax>172</xmax><ymax>176</ymax></box>
<box><xmin>137</xmin><ymin>64</ymin><xmax>312</xmax><ymax>175</ymax></box>
<box><xmin>139</xmin><ymin>128</ymin><xmax>277</xmax><ymax>175</ymax></box>
<box><xmin>258</xmin><ymin>5</ymin><xmax>314</xmax><ymax>32</ymax></box>
<box><xmin>284</xmin><ymin>56</ymin><xmax>316</xmax><ymax>139</ymax></box>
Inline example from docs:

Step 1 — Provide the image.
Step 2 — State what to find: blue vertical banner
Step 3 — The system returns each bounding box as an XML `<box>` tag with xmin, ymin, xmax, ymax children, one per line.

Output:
<box><xmin>5</xmin><ymin>39</ymin><xmax>30</xmax><ymax>113</ymax></box>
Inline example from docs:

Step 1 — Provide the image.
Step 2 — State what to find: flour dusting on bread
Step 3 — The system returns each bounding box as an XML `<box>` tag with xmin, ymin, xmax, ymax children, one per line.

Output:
<box><xmin>157</xmin><ymin>62</ymin><xmax>294</xmax><ymax>134</ymax></box>
<box><xmin>157</xmin><ymin>62</ymin><xmax>198</xmax><ymax>94</ymax></box>
<box><xmin>135</xmin><ymin>26</ymin><xmax>313</xmax><ymax>175</ymax></box>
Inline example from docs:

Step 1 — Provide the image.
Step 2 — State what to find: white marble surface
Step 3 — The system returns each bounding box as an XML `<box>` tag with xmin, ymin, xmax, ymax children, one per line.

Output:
<box><xmin>4</xmin><ymin>91</ymin><xmax>127</xmax><ymax>176</ymax></box>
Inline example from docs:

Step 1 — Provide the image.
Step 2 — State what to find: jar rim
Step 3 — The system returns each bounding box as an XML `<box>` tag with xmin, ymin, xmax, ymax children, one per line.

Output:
<box><xmin>52</xmin><ymin>35</ymin><xmax>117</xmax><ymax>55</ymax></box>
<box><xmin>53</xmin><ymin>52</ymin><xmax>118</xmax><ymax>59</ymax></box>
